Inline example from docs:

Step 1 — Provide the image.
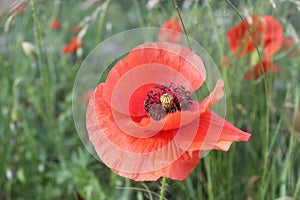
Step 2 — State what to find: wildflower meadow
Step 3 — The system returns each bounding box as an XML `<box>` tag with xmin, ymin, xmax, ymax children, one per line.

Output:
<box><xmin>1</xmin><ymin>0</ymin><xmax>300</xmax><ymax>199</ymax></box>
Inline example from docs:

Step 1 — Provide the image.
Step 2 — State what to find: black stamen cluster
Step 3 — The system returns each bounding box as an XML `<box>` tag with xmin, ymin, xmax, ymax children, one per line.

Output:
<box><xmin>143</xmin><ymin>84</ymin><xmax>193</xmax><ymax>121</ymax></box>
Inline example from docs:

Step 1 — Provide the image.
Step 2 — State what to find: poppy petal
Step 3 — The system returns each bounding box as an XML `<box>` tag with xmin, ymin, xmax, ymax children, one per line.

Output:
<box><xmin>102</xmin><ymin>42</ymin><xmax>206</xmax><ymax>116</ymax></box>
<box><xmin>111</xmin><ymin>151</ymin><xmax>200</xmax><ymax>181</ymax></box>
<box><xmin>112</xmin><ymin>79</ymin><xmax>224</xmax><ymax>134</ymax></box>
<box><xmin>188</xmin><ymin>110</ymin><xmax>250</xmax><ymax>152</ymax></box>
<box><xmin>91</xmin><ymin>84</ymin><xmax>174</xmax><ymax>153</ymax></box>
<box><xmin>159</xmin><ymin>79</ymin><xmax>225</xmax><ymax>131</ymax></box>
<box><xmin>226</xmin><ymin>16</ymin><xmax>255</xmax><ymax>55</ymax></box>
<box><xmin>227</xmin><ymin>15</ymin><xmax>283</xmax><ymax>57</ymax></box>
<box><xmin>198</xmin><ymin>80</ymin><xmax>224</xmax><ymax>113</ymax></box>
<box><xmin>87</xmin><ymin>84</ymin><xmax>198</xmax><ymax>175</ymax></box>
<box><xmin>108</xmin><ymin>64</ymin><xmax>196</xmax><ymax>117</ymax></box>
<box><xmin>260</xmin><ymin>16</ymin><xmax>283</xmax><ymax>57</ymax></box>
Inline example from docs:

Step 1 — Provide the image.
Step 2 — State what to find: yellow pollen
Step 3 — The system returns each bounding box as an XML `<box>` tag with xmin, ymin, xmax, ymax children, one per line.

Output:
<box><xmin>160</xmin><ymin>93</ymin><xmax>174</xmax><ymax>111</ymax></box>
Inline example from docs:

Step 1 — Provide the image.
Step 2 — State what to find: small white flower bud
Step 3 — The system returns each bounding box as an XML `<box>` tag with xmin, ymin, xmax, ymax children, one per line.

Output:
<box><xmin>21</xmin><ymin>41</ymin><xmax>37</xmax><ymax>58</ymax></box>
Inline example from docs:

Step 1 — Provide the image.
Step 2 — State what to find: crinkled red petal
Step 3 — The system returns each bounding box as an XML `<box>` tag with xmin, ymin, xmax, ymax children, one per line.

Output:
<box><xmin>227</xmin><ymin>15</ymin><xmax>283</xmax><ymax>57</ymax></box>
<box><xmin>188</xmin><ymin>109</ymin><xmax>251</xmax><ymax>152</ymax></box>
<box><xmin>87</xmin><ymin>84</ymin><xmax>199</xmax><ymax>176</ymax></box>
<box><xmin>102</xmin><ymin>42</ymin><xmax>206</xmax><ymax>117</ymax></box>
<box><xmin>226</xmin><ymin>17</ymin><xmax>253</xmax><ymax>55</ymax></box>
<box><xmin>86</xmin><ymin>84</ymin><xmax>250</xmax><ymax>181</ymax></box>
<box><xmin>261</xmin><ymin>16</ymin><xmax>283</xmax><ymax>57</ymax></box>
<box><xmin>112</xmin><ymin>79</ymin><xmax>224</xmax><ymax>134</ymax></box>
<box><xmin>111</xmin><ymin>151</ymin><xmax>200</xmax><ymax>181</ymax></box>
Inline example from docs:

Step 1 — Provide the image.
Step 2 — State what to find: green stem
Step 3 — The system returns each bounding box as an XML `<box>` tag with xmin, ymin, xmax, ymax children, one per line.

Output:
<box><xmin>30</xmin><ymin>0</ymin><xmax>53</xmax><ymax>121</ymax></box>
<box><xmin>30</xmin><ymin>0</ymin><xmax>67</xmax><ymax>159</ymax></box>
<box><xmin>49</xmin><ymin>0</ymin><xmax>60</xmax><ymax>20</ymax></box>
<box><xmin>97</xmin><ymin>0</ymin><xmax>111</xmax><ymax>42</ymax></box>
<box><xmin>204</xmin><ymin>157</ymin><xmax>214</xmax><ymax>200</ymax></box>
<box><xmin>294</xmin><ymin>174</ymin><xmax>300</xmax><ymax>198</ymax></box>
<box><xmin>159</xmin><ymin>177</ymin><xmax>167</xmax><ymax>200</ymax></box>
<box><xmin>172</xmin><ymin>0</ymin><xmax>192</xmax><ymax>50</ymax></box>
<box><xmin>225</xmin><ymin>1</ymin><xmax>270</xmax><ymax>198</ymax></box>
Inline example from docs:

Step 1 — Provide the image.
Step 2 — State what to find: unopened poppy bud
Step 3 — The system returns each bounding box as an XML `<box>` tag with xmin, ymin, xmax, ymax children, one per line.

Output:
<box><xmin>21</xmin><ymin>41</ymin><xmax>37</xmax><ymax>58</ymax></box>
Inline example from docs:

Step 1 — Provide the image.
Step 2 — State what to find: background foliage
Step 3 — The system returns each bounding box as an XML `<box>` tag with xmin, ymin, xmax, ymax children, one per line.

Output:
<box><xmin>1</xmin><ymin>0</ymin><xmax>300</xmax><ymax>199</ymax></box>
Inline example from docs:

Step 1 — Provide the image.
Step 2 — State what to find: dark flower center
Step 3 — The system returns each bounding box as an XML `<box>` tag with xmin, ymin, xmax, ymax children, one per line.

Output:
<box><xmin>144</xmin><ymin>84</ymin><xmax>193</xmax><ymax>121</ymax></box>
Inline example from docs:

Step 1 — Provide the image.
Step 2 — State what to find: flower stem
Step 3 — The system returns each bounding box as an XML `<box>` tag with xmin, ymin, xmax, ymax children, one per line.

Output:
<box><xmin>97</xmin><ymin>0</ymin><xmax>111</xmax><ymax>42</ymax></box>
<box><xmin>30</xmin><ymin>0</ymin><xmax>66</xmax><ymax>159</ymax></box>
<box><xmin>159</xmin><ymin>177</ymin><xmax>167</xmax><ymax>200</ymax></box>
<box><xmin>172</xmin><ymin>0</ymin><xmax>192</xmax><ymax>50</ymax></box>
<box><xmin>30</xmin><ymin>0</ymin><xmax>53</xmax><ymax>120</ymax></box>
<box><xmin>225</xmin><ymin>1</ymin><xmax>271</xmax><ymax>198</ymax></box>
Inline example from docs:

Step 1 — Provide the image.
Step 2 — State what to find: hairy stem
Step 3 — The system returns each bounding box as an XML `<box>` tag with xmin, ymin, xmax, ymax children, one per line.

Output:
<box><xmin>159</xmin><ymin>177</ymin><xmax>167</xmax><ymax>200</ymax></box>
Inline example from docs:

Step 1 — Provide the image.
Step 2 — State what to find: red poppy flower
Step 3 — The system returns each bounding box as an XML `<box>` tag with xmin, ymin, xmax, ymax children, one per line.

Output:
<box><xmin>62</xmin><ymin>37</ymin><xmax>83</xmax><ymax>54</ymax></box>
<box><xmin>158</xmin><ymin>18</ymin><xmax>182</xmax><ymax>43</ymax></box>
<box><xmin>50</xmin><ymin>19</ymin><xmax>61</xmax><ymax>30</ymax></box>
<box><xmin>244</xmin><ymin>58</ymin><xmax>279</xmax><ymax>80</ymax></box>
<box><xmin>86</xmin><ymin>42</ymin><xmax>251</xmax><ymax>181</ymax></box>
<box><xmin>227</xmin><ymin>15</ymin><xmax>283</xmax><ymax>57</ymax></box>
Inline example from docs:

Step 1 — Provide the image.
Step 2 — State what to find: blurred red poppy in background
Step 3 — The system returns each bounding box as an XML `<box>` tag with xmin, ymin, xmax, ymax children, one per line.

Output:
<box><xmin>158</xmin><ymin>18</ymin><xmax>182</xmax><ymax>42</ymax></box>
<box><xmin>244</xmin><ymin>58</ymin><xmax>279</xmax><ymax>81</ymax></box>
<box><xmin>226</xmin><ymin>15</ymin><xmax>283</xmax><ymax>57</ymax></box>
<box><xmin>62</xmin><ymin>37</ymin><xmax>83</xmax><ymax>54</ymax></box>
<box><xmin>86</xmin><ymin>42</ymin><xmax>250</xmax><ymax>181</ymax></box>
<box><xmin>50</xmin><ymin>19</ymin><xmax>61</xmax><ymax>30</ymax></box>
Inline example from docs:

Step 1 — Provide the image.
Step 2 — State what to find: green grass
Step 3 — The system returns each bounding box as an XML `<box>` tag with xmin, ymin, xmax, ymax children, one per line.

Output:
<box><xmin>1</xmin><ymin>0</ymin><xmax>300</xmax><ymax>199</ymax></box>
